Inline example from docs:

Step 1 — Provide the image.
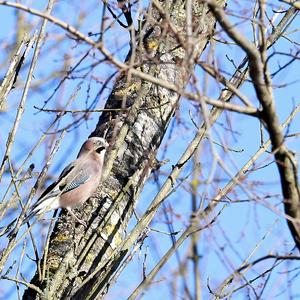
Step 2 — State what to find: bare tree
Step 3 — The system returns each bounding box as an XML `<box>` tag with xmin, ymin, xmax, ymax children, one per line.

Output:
<box><xmin>0</xmin><ymin>1</ymin><xmax>299</xmax><ymax>299</ymax></box>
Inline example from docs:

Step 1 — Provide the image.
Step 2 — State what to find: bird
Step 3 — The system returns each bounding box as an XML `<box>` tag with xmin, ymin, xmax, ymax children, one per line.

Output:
<box><xmin>1</xmin><ymin>136</ymin><xmax>108</xmax><ymax>235</ymax></box>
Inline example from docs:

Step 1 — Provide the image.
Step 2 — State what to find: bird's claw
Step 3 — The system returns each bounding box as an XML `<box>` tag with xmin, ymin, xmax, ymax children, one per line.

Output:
<box><xmin>67</xmin><ymin>208</ymin><xmax>87</xmax><ymax>227</ymax></box>
<box><xmin>77</xmin><ymin>219</ymin><xmax>87</xmax><ymax>227</ymax></box>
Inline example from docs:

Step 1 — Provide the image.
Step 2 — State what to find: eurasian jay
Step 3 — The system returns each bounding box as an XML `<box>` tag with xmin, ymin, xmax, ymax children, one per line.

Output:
<box><xmin>3</xmin><ymin>137</ymin><xmax>108</xmax><ymax>233</ymax></box>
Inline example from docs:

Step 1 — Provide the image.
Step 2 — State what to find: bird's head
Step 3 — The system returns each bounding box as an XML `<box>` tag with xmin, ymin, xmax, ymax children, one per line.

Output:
<box><xmin>80</xmin><ymin>137</ymin><xmax>109</xmax><ymax>155</ymax></box>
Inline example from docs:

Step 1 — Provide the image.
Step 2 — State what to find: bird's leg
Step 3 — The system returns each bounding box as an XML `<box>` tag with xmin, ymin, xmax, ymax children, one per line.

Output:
<box><xmin>66</xmin><ymin>208</ymin><xmax>87</xmax><ymax>227</ymax></box>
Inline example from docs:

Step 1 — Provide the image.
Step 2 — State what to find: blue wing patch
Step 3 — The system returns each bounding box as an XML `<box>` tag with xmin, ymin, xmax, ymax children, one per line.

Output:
<box><xmin>63</xmin><ymin>174</ymin><xmax>90</xmax><ymax>193</ymax></box>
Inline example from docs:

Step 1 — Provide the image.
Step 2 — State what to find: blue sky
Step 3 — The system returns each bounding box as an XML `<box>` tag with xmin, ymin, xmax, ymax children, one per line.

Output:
<box><xmin>0</xmin><ymin>1</ymin><xmax>300</xmax><ymax>299</ymax></box>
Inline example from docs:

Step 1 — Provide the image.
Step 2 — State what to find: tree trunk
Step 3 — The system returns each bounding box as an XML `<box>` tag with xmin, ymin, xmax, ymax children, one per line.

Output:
<box><xmin>23</xmin><ymin>1</ymin><xmax>226</xmax><ymax>299</ymax></box>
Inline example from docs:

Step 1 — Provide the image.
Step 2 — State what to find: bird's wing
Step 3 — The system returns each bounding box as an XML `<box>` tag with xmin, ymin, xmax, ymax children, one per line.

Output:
<box><xmin>27</xmin><ymin>162</ymin><xmax>76</xmax><ymax>216</ymax></box>
<box><xmin>23</xmin><ymin>160</ymin><xmax>92</xmax><ymax>222</ymax></box>
<box><xmin>58</xmin><ymin>162</ymin><xmax>76</xmax><ymax>181</ymax></box>
<box><xmin>32</xmin><ymin>162</ymin><xmax>91</xmax><ymax>209</ymax></box>
<box><xmin>61</xmin><ymin>169</ymin><xmax>91</xmax><ymax>193</ymax></box>
<box><xmin>37</xmin><ymin>162</ymin><xmax>75</xmax><ymax>201</ymax></box>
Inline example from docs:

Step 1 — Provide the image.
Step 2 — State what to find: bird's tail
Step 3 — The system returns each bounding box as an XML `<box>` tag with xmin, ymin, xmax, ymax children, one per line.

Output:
<box><xmin>1</xmin><ymin>196</ymin><xmax>59</xmax><ymax>237</ymax></box>
<box><xmin>0</xmin><ymin>218</ymin><xmax>17</xmax><ymax>237</ymax></box>
<box><xmin>0</xmin><ymin>209</ymin><xmax>38</xmax><ymax>237</ymax></box>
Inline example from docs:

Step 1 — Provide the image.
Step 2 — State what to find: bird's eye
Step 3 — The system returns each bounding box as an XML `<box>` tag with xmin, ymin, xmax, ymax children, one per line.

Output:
<box><xmin>96</xmin><ymin>146</ymin><xmax>105</xmax><ymax>153</ymax></box>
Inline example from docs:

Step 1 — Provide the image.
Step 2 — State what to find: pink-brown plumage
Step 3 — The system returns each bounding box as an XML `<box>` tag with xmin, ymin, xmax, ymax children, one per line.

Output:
<box><xmin>23</xmin><ymin>137</ymin><xmax>108</xmax><ymax>226</ymax></box>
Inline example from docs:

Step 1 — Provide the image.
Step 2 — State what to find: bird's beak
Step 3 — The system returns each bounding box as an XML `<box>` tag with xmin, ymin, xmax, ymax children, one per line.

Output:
<box><xmin>95</xmin><ymin>141</ymin><xmax>108</xmax><ymax>153</ymax></box>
